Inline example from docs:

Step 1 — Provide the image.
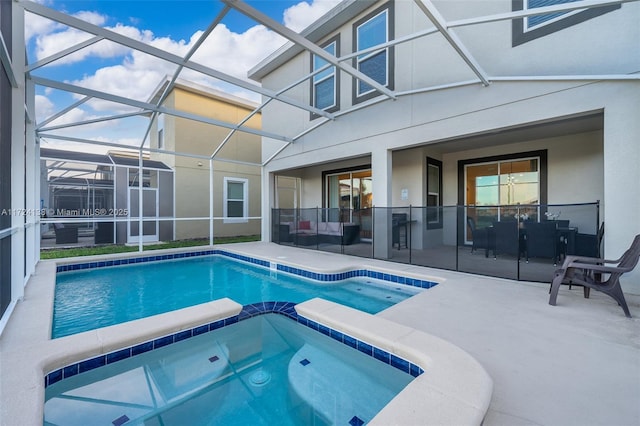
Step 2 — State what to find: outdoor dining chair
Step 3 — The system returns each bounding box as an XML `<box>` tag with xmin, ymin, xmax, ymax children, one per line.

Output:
<box><xmin>467</xmin><ymin>216</ymin><xmax>491</xmax><ymax>257</ymax></box>
<box><xmin>524</xmin><ymin>221</ymin><xmax>559</xmax><ymax>264</ymax></box>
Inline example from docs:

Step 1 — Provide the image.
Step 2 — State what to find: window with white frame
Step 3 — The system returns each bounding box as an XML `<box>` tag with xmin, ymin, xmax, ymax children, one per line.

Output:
<box><xmin>353</xmin><ymin>4</ymin><xmax>393</xmax><ymax>102</ymax></box>
<box><xmin>223</xmin><ymin>177</ymin><xmax>248</xmax><ymax>223</ymax></box>
<box><xmin>512</xmin><ymin>0</ymin><xmax>620</xmax><ymax>46</ymax></box>
<box><xmin>311</xmin><ymin>37</ymin><xmax>339</xmax><ymax>114</ymax></box>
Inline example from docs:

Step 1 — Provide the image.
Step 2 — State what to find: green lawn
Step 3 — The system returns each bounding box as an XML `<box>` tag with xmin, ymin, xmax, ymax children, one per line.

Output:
<box><xmin>40</xmin><ymin>235</ymin><xmax>260</xmax><ymax>260</ymax></box>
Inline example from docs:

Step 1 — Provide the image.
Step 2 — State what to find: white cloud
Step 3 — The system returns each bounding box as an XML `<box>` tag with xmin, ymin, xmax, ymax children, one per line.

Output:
<box><xmin>69</xmin><ymin>64</ymin><xmax>168</xmax><ymax>113</ymax></box>
<box><xmin>25</xmin><ymin>11</ymin><xmax>61</xmax><ymax>42</ymax></box>
<box><xmin>66</xmin><ymin>21</ymin><xmax>286</xmax><ymax>112</ymax></box>
<box><xmin>32</xmin><ymin>21</ymin><xmax>157</xmax><ymax>66</ymax></box>
<box><xmin>36</xmin><ymin>95</ymin><xmax>143</xmax><ymax>136</ymax></box>
<box><xmin>190</xmin><ymin>24</ymin><xmax>285</xmax><ymax>79</ymax></box>
<box><xmin>35</xmin><ymin>95</ymin><xmax>55</xmax><ymax>123</ymax></box>
<box><xmin>39</xmin><ymin>106</ymin><xmax>96</xmax><ymax>128</ymax></box>
<box><xmin>283</xmin><ymin>0</ymin><xmax>342</xmax><ymax>32</ymax></box>
<box><xmin>40</xmin><ymin>136</ymin><xmax>143</xmax><ymax>155</ymax></box>
<box><xmin>31</xmin><ymin>0</ymin><xmax>336</xmax><ymax>142</ymax></box>
<box><xmin>39</xmin><ymin>109</ymin><xmax>150</xmax><ymax>154</ymax></box>
<box><xmin>73</xmin><ymin>10</ymin><xmax>107</xmax><ymax>26</ymax></box>
<box><xmin>27</xmin><ymin>9</ymin><xmax>107</xmax><ymax>47</ymax></box>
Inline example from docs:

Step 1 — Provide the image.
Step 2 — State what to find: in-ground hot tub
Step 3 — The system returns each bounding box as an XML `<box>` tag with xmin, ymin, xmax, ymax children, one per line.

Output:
<box><xmin>44</xmin><ymin>313</ymin><xmax>418</xmax><ymax>425</ymax></box>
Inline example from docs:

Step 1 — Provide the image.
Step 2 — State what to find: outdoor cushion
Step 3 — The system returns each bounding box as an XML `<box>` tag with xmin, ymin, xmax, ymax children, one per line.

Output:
<box><xmin>299</xmin><ymin>220</ymin><xmax>311</xmax><ymax>230</ymax></box>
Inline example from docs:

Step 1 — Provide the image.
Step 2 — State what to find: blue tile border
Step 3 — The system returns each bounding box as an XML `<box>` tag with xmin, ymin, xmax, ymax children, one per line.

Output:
<box><xmin>56</xmin><ymin>250</ymin><xmax>213</xmax><ymax>272</ymax></box>
<box><xmin>55</xmin><ymin>250</ymin><xmax>438</xmax><ymax>290</ymax></box>
<box><xmin>349</xmin><ymin>416</ymin><xmax>365</xmax><ymax>426</ymax></box>
<box><xmin>54</xmin><ymin>249</ymin><xmax>274</xmax><ymax>273</ymax></box>
<box><xmin>45</xmin><ymin>302</ymin><xmax>424</xmax><ymax>388</ymax></box>
<box><xmin>275</xmin><ymin>264</ymin><xmax>438</xmax><ymax>289</ymax></box>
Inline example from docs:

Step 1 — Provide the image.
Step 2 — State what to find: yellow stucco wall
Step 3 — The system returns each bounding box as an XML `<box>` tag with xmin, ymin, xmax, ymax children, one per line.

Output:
<box><xmin>150</xmin><ymin>82</ymin><xmax>262</xmax><ymax>239</ymax></box>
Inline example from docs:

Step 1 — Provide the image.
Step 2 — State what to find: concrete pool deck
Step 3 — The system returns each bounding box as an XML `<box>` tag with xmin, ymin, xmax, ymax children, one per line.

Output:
<box><xmin>1</xmin><ymin>241</ymin><xmax>639</xmax><ymax>425</ymax></box>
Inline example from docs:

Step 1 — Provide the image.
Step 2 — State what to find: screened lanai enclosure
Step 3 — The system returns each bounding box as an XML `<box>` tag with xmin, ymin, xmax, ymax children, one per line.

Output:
<box><xmin>1</xmin><ymin>0</ymin><xmax>639</xmax><ymax>326</ymax></box>
<box><xmin>40</xmin><ymin>148</ymin><xmax>174</xmax><ymax>246</ymax></box>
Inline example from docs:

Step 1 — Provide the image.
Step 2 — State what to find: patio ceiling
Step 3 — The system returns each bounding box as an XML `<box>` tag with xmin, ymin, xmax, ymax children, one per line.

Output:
<box><xmin>417</xmin><ymin>111</ymin><xmax>604</xmax><ymax>155</ymax></box>
<box><xmin>4</xmin><ymin>0</ymin><xmax>638</xmax><ymax>167</ymax></box>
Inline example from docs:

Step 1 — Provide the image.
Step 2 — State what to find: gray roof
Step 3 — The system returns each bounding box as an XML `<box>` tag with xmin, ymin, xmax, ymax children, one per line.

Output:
<box><xmin>47</xmin><ymin>177</ymin><xmax>114</xmax><ymax>187</ymax></box>
<box><xmin>40</xmin><ymin>148</ymin><xmax>113</xmax><ymax>166</ymax></box>
<box><xmin>40</xmin><ymin>148</ymin><xmax>172</xmax><ymax>170</ymax></box>
<box><xmin>109</xmin><ymin>155</ymin><xmax>171</xmax><ymax>170</ymax></box>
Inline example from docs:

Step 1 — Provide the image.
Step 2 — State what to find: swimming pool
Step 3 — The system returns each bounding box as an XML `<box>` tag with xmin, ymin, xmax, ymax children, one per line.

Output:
<box><xmin>53</xmin><ymin>252</ymin><xmax>429</xmax><ymax>338</ymax></box>
<box><xmin>44</xmin><ymin>313</ymin><xmax>417</xmax><ymax>425</ymax></box>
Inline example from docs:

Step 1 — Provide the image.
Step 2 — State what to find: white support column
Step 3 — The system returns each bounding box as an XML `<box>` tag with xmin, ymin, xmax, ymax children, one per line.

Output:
<box><xmin>209</xmin><ymin>159</ymin><xmax>214</xmax><ymax>246</ymax></box>
<box><xmin>25</xmin><ymin>77</ymin><xmax>38</xmax><ymax>273</ymax></box>
<box><xmin>603</xmin><ymin>89</ymin><xmax>640</xmax><ymax>293</ymax></box>
<box><xmin>371</xmin><ymin>148</ymin><xmax>393</xmax><ymax>259</ymax></box>
<box><xmin>261</xmin><ymin>167</ymin><xmax>274</xmax><ymax>242</ymax></box>
<box><xmin>113</xmin><ymin>164</ymin><xmax>118</xmax><ymax>243</ymax></box>
<box><xmin>11</xmin><ymin>2</ymin><xmax>26</xmax><ymax>297</ymax></box>
<box><xmin>137</xmin><ymin>152</ymin><xmax>143</xmax><ymax>252</ymax></box>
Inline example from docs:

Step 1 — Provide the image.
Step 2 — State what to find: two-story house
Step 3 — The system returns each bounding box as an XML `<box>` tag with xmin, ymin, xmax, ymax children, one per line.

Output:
<box><xmin>148</xmin><ymin>78</ymin><xmax>263</xmax><ymax>240</ymax></box>
<box><xmin>249</xmin><ymin>0</ymin><xmax>639</xmax><ymax>287</ymax></box>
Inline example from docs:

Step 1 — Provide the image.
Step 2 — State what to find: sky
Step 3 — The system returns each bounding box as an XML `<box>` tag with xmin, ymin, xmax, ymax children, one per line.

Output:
<box><xmin>26</xmin><ymin>0</ymin><xmax>342</xmax><ymax>152</ymax></box>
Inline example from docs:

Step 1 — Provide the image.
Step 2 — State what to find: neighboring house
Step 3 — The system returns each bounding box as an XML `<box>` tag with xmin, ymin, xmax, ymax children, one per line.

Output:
<box><xmin>40</xmin><ymin>148</ymin><xmax>174</xmax><ymax>245</ymax></box>
<box><xmin>249</xmin><ymin>0</ymin><xmax>639</xmax><ymax>285</ymax></box>
<box><xmin>148</xmin><ymin>78</ymin><xmax>262</xmax><ymax>240</ymax></box>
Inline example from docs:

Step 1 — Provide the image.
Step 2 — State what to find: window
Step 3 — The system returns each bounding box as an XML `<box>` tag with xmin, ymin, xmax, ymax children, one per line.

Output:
<box><xmin>224</xmin><ymin>177</ymin><xmax>248</xmax><ymax>223</ymax></box>
<box><xmin>458</xmin><ymin>150</ymin><xmax>548</xmax><ymax>243</ymax></box>
<box><xmin>426</xmin><ymin>158</ymin><xmax>443</xmax><ymax>229</ymax></box>
<box><xmin>311</xmin><ymin>36</ymin><xmax>339</xmax><ymax>116</ymax></box>
<box><xmin>157</xmin><ymin>114</ymin><xmax>164</xmax><ymax>150</ymax></box>
<box><xmin>512</xmin><ymin>0</ymin><xmax>620</xmax><ymax>46</ymax></box>
<box><xmin>526</xmin><ymin>0</ymin><xmax>580</xmax><ymax>29</ymax></box>
<box><xmin>353</xmin><ymin>4</ymin><xmax>394</xmax><ymax>103</ymax></box>
<box><xmin>466</xmin><ymin>158</ymin><xmax>540</xmax><ymax>216</ymax></box>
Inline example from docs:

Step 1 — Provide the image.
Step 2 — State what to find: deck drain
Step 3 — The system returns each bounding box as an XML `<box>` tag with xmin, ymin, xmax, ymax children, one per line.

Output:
<box><xmin>249</xmin><ymin>369</ymin><xmax>271</xmax><ymax>387</ymax></box>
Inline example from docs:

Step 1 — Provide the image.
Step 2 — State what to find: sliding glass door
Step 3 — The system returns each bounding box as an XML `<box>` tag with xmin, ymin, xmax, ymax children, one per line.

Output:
<box><xmin>326</xmin><ymin>169</ymin><xmax>372</xmax><ymax>227</ymax></box>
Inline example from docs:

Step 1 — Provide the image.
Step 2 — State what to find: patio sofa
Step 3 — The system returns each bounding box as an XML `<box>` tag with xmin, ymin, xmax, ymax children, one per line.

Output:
<box><xmin>53</xmin><ymin>223</ymin><xmax>78</xmax><ymax>244</ymax></box>
<box><xmin>278</xmin><ymin>221</ymin><xmax>360</xmax><ymax>245</ymax></box>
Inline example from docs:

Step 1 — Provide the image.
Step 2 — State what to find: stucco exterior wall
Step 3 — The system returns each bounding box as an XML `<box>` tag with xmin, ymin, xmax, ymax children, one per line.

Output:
<box><xmin>258</xmin><ymin>1</ymin><xmax>639</xmax><ymax>148</ymax></box>
<box><xmin>257</xmin><ymin>0</ymin><xmax>639</xmax><ymax>289</ymax></box>
<box><xmin>150</xmin><ymin>82</ymin><xmax>263</xmax><ymax>240</ymax></box>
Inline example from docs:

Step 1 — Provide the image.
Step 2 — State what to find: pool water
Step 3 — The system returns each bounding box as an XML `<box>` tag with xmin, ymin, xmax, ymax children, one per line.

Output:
<box><xmin>44</xmin><ymin>314</ymin><xmax>415</xmax><ymax>425</ymax></box>
<box><xmin>53</xmin><ymin>256</ymin><xmax>419</xmax><ymax>338</ymax></box>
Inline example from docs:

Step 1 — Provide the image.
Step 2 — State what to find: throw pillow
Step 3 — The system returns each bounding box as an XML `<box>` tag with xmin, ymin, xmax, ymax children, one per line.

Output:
<box><xmin>299</xmin><ymin>220</ymin><xmax>311</xmax><ymax>230</ymax></box>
